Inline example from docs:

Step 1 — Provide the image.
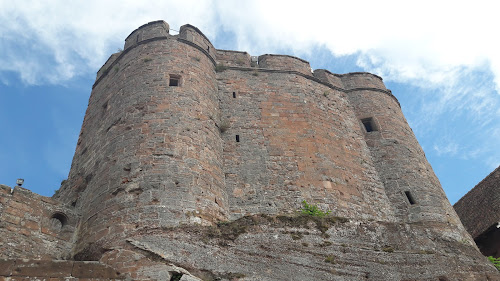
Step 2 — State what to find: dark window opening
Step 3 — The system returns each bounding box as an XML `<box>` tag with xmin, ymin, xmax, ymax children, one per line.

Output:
<box><xmin>51</xmin><ymin>212</ymin><xmax>68</xmax><ymax>226</ymax></box>
<box><xmin>233</xmin><ymin>92</ymin><xmax>236</xmax><ymax>98</ymax></box>
<box><xmin>50</xmin><ymin>212</ymin><xmax>69</xmax><ymax>231</ymax></box>
<box><xmin>169</xmin><ymin>75</ymin><xmax>180</xmax><ymax>87</ymax></box>
<box><xmin>405</xmin><ymin>191</ymin><xmax>416</xmax><ymax>205</ymax></box>
<box><xmin>207</xmin><ymin>46</ymin><xmax>210</xmax><ymax>52</ymax></box>
<box><xmin>361</xmin><ymin>118</ymin><xmax>377</xmax><ymax>132</ymax></box>
<box><xmin>169</xmin><ymin>272</ymin><xmax>183</xmax><ymax>281</ymax></box>
<box><xmin>236</xmin><ymin>135</ymin><xmax>240</xmax><ymax>142</ymax></box>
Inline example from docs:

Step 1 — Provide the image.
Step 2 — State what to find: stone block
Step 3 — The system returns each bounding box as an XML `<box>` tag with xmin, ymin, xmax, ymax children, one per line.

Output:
<box><xmin>72</xmin><ymin>261</ymin><xmax>122</xmax><ymax>278</ymax></box>
<box><xmin>0</xmin><ymin>259</ymin><xmax>16</xmax><ymax>275</ymax></box>
<box><xmin>11</xmin><ymin>260</ymin><xmax>73</xmax><ymax>277</ymax></box>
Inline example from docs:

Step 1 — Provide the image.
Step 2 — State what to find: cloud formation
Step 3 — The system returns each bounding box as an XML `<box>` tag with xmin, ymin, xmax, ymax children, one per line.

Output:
<box><xmin>2</xmin><ymin>0</ymin><xmax>499</xmax><ymax>90</ymax></box>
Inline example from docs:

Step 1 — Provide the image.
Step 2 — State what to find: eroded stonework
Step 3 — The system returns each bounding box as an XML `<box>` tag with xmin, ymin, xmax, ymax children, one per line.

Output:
<box><xmin>1</xmin><ymin>20</ymin><xmax>499</xmax><ymax>280</ymax></box>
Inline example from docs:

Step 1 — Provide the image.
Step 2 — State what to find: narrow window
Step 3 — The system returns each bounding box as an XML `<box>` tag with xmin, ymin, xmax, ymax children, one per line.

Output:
<box><xmin>361</xmin><ymin>117</ymin><xmax>377</xmax><ymax>132</ymax></box>
<box><xmin>232</xmin><ymin>92</ymin><xmax>236</xmax><ymax>98</ymax></box>
<box><xmin>236</xmin><ymin>135</ymin><xmax>240</xmax><ymax>142</ymax></box>
<box><xmin>405</xmin><ymin>191</ymin><xmax>416</xmax><ymax>205</ymax></box>
<box><xmin>207</xmin><ymin>46</ymin><xmax>210</xmax><ymax>52</ymax></box>
<box><xmin>169</xmin><ymin>75</ymin><xmax>180</xmax><ymax>86</ymax></box>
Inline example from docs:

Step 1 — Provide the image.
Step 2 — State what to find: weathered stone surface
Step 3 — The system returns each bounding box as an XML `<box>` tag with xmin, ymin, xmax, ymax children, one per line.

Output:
<box><xmin>0</xmin><ymin>185</ymin><xmax>76</xmax><ymax>260</ymax></box>
<box><xmin>0</xmin><ymin>259</ymin><xmax>15</xmax><ymax>275</ymax></box>
<box><xmin>11</xmin><ymin>260</ymin><xmax>73</xmax><ymax>277</ymax></box>
<box><xmin>72</xmin><ymin>261</ymin><xmax>122</xmax><ymax>278</ymax></box>
<box><xmin>1</xmin><ymin>20</ymin><xmax>499</xmax><ymax>280</ymax></box>
<box><xmin>122</xmin><ymin>214</ymin><xmax>499</xmax><ymax>280</ymax></box>
<box><xmin>0</xmin><ymin>259</ymin><xmax>123</xmax><ymax>280</ymax></box>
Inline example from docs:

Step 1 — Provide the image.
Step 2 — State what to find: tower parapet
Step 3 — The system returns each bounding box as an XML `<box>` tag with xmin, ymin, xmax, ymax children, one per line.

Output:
<box><xmin>179</xmin><ymin>24</ymin><xmax>217</xmax><ymax>63</ymax></box>
<box><xmin>340</xmin><ymin>72</ymin><xmax>386</xmax><ymax>90</ymax></box>
<box><xmin>258</xmin><ymin>54</ymin><xmax>312</xmax><ymax>76</ymax></box>
<box><xmin>313</xmin><ymin>69</ymin><xmax>344</xmax><ymax>89</ymax></box>
<box><xmin>124</xmin><ymin>20</ymin><xmax>170</xmax><ymax>50</ymax></box>
<box><xmin>216</xmin><ymin>50</ymin><xmax>252</xmax><ymax>67</ymax></box>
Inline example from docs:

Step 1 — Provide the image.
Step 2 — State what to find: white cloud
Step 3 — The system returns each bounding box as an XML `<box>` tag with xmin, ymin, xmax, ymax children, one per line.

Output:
<box><xmin>0</xmin><ymin>0</ymin><xmax>217</xmax><ymax>84</ymax></box>
<box><xmin>1</xmin><ymin>0</ymin><xmax>500</xmax><ymax>89</ymax></box>
<box><xmin>434</xmin><ymin>141</ymin><xmax>459</xmax><ymax>157</ymax></box>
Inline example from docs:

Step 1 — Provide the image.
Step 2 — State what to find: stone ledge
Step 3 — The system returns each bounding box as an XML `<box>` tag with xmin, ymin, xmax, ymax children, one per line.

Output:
<box><xmin>0</xmin><ymin>259</ymin><xmax>122</xmax><ymax>279</ymax></box>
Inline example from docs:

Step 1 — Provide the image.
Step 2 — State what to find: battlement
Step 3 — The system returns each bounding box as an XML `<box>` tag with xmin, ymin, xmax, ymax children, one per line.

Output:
<box><xmin>340</xmin><ymin>72</ymin><xmax>386</xmax><ymax>90</ymax></box>
<box><xmin>124</xmin><ymin>20</ymin><xmax>170</xmax><ymax>50</ymax></box>
<box><xmin>178</xmin><ymin>24</ymin><xmax>217</xmax><ymax>63</ymax></box>
<box><xmin>94</xmin><ymin>20</ymin><xmax>397</xmax><ymax>107</ymax></box>
<box><xmin>258</xmin><ymin>54</ymin><xmax>312</xmax><ymax>75</ymax></box>
<box><xmin>313</xmin><ymin>69</ymin><xmax>344</xmax><ymax>88</ymax></box>
<box><xmin>216</xmin><ymin>50</ymin><xmax>252</xmax><ymax>67</ymax></box>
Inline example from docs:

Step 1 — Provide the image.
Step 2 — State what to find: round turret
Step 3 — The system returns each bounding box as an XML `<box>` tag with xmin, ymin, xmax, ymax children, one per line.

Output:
<box><xmin>60</xmin><ymin>20</ymin><xmax>227</xmax><ymax>259</ymax></box>
<box><xmin>343</xmin><ymin>73</ymin><xmax>463</xmax><ymax>226</ymax></box>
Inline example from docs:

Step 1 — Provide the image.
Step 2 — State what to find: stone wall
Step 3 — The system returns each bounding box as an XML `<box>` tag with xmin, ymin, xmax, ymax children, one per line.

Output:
<box><xmin>258</xmin><ymin>54</ymin><xmax>312</xmax><ymax>76</ymax></box>
<box><xmin>2</xmin><ymin>20</ymin><xmax>499</xmax><ymax>280</ymax></box>
<box><xmin>0</xmin><ymin>185</ymin><xmax>76</xmax><ymax>260</ymax></box>
<box><xmin>217</xmin><ymin>68</ymin><xmax>393</xmax><ymax>221</ymax></box>
<box><xmin>0</xmin><ymin>259</ymin><xmax>122</xmax><ymax>280</ymax></box>
<box><xmin>216</xmin><ymin>50</ymin><xmax>252</xmax><ymax>67</ymax></box>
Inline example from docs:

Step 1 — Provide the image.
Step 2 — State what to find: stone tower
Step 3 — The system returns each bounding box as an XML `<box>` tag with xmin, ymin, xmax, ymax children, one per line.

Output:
<box><xmin>1</xmin><ymin>20</ymin><xmax>498</xmax><ymax>280</ymax></box>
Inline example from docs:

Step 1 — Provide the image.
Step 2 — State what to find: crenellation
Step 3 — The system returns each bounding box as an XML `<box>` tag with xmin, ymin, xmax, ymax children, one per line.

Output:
<box><xmin>340</xmin><ymin>72</ymin><xmax>385</xmax><ymax>89</ymax></box>
<box><xmin>216</xmin><ymin>49</ymin><xmax>252</xmax><ymax>67</ymax></box>
<box><xmin>179</xmin><ymin>24</ymin><xmax>217</xmax><ymax>62</ymax></box>
<box><xmin>1</xmin><ymin>20</ymin><xmax>498</xmax><ymax>280</ymax></box>
<box><xmin>258</xmin><ymin>54</ymin><xmax>312</xmax><ymax>76</ymax></box>
<box><xmin>313</xmin><ymin>69</ymin><xmax>344</xmax><ymax>88</ymax></box>
<box><xmin>124</xmin><ymin>20</ymin><xmax>170</xmax><ymax>50</ymax></box>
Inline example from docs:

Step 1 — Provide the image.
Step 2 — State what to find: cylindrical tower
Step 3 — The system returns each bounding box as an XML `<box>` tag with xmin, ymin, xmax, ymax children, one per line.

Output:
<box><xmin>57</xmin><ymin>21</ymin><xmax>227</xmax><ymax>259</ymax></box>
<box><xmin>343</xmin><ymin>73</ymin><xmax>463</xmax><ymax>226</ymax></box>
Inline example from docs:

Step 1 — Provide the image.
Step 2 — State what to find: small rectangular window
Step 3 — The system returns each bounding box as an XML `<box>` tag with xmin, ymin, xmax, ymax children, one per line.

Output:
<box><xmin>169</xmin><ymin>75</ymin><xmax>181</xmax><ymax>87</ymax></box>
<box><xmin>169</xmin><ymin>78</ymin><xmax>179</xmax><ymax>86</ymax></box>
<box><xmin>361</xmin><ymin>118</ymin><xmax>377</xmax><ymax>132</ymax></box>
<box><xmin>236</xmin><ymin>135</ymin><xmax>240</xmax><ymax>142</ymax></box>
<box><xmin>405</xmin><ymin>191</ymin><xmax>416</xmax><ymax>205</ymax></box>
<box><xmin>233</xmin><ymin>92</ymin><xmax>236</xmax><ymax>98</ymax></box>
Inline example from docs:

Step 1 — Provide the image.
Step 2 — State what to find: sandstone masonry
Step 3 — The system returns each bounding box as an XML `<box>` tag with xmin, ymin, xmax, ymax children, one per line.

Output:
<box><xmin>1</xmin><ymin>20</ymin><xmax>499</xmax><ymax>280</ymax></box>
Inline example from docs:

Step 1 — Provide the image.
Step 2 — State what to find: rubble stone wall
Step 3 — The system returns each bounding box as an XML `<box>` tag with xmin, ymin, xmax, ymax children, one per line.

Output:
<box><xmin>0</xmin><ymin>185</ymin><xmax>76</xmax><ymax>260</ymax></box>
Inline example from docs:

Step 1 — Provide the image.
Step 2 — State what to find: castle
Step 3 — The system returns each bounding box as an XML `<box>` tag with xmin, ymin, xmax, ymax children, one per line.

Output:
<box><xmin>1</xmin><ymin>20</ymin><xmax>499</xmax><ymax>280</ymax></box>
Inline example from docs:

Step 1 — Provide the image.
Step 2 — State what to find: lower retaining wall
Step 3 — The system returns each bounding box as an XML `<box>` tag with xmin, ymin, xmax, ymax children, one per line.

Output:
<box><xmin>0</xmin><ymin>259</ymin><xmax>122</xmax><ymax>279</ymax></box>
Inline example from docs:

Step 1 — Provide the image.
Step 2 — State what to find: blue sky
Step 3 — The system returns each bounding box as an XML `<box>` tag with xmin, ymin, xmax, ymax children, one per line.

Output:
<box><xmin>1</xmin><ymin>1</ymin><xmax>499</xmax><ymax>204</ymax></box>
